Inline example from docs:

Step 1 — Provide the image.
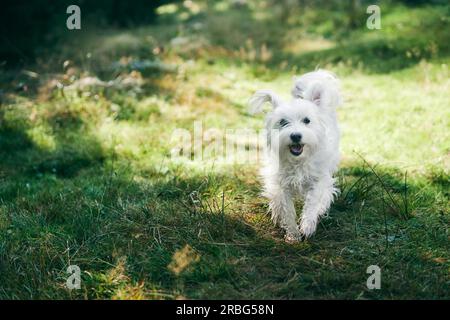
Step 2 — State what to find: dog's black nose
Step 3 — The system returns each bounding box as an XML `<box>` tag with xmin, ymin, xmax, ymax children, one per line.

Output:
<box><xmin>290</xmin><ymin>133</ymin><xmax>302</xmax><ymax>143</ymax></box>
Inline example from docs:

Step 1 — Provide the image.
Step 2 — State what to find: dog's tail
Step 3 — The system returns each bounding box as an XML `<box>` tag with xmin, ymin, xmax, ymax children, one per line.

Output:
<box><xmin>291</xmin><ymin>69</ymin><xmax>342</xmax><ymax>109</ymax></box>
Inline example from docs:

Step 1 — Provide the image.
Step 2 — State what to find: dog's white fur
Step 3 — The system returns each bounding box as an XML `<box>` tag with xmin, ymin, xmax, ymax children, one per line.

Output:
<box><xmin>250</xmin><ymin>70</ymin><xmax>341</xmax><ymax>241</ymax></box>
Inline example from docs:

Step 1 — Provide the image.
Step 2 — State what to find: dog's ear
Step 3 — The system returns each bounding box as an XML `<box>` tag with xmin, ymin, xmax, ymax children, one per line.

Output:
<box><xmin>248</xmin><ymin>90</ymin><xmax>284</xmax><ymax>114</ymax></box>
<box><xmin>304</xmin><ymin>82</ymin><xmax>326</xmax><ymax>106</ymax></box>
<box><xmin>304</xmin><ymin>81</ymin><xmax>341</xmax><ymax>109</ymax></box>
<box><xmin>291</xmin><ymin>76</ymin><xmax>307</xmax><ymax>99</ymax></box>
<box><xmin>293</xmin><ymin>70</ymin><xmax>342</xmax><ymax>109</ymax></box>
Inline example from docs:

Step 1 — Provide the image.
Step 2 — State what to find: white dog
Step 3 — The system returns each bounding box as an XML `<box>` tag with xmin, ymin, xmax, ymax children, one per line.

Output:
<box><xmin>250</xmin><ymin>70</ymin><xmax>342</xmax><ymax>242</ymax></box>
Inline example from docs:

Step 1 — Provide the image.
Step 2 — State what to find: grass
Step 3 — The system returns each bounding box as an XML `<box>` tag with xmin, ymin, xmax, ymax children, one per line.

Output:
<box><xmin>0</xmin><ymin>0</ymin><xmax>449</xmax><ymax>299</ymax></box>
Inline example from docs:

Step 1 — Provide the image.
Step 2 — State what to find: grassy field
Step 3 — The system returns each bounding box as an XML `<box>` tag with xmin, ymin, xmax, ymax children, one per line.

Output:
<box><xmin>0</xmin><ymin>1</ymin><xmax>449</xmax><ymax>299</ymax></box>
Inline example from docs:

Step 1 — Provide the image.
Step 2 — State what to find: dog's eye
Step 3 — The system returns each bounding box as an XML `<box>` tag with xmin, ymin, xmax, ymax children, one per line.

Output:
<box><xmin>303</xmin><ymin>117</ymin><xmax>311</xmax><ymax>124</ymax></box>
<box><xmin>279</xmin><ymin>119</ymin><xmax>289</xmax><ymax>127</ymax></box>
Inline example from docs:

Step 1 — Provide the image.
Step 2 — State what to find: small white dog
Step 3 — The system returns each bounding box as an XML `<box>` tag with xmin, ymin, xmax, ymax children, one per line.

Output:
<box><xmin>250</xmin><ymin>70</ymin><xmax>342</xmax><ymax>242</ymax></box>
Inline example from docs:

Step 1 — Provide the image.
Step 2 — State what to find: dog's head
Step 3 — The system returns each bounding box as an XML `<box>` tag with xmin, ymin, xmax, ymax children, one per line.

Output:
<box><xmin>249</xmin><ymin>70</ymin><xmax>341</xmax><ymax>163</ymax></box>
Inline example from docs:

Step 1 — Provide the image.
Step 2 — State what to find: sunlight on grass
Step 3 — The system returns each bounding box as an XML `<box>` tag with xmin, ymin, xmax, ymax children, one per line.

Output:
<box><xmin>168</xmin><ymin>244</ymin><xmax>201</xmax><ymax>276</ymax></box>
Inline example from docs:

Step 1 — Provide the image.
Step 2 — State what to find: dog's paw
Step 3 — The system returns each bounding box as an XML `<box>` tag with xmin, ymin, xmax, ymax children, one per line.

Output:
<box><xmin>299</xmin><ymin>220</ymin><xmax>317</xmax><ymax>239</ymax></box>
<box><xmin>284</xmin><ymin>230</ymin><xmax>303</xmax><ymax>243</ymax></box>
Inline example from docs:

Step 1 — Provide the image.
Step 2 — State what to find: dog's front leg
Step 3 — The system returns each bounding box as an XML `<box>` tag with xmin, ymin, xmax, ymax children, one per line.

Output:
<box><xmin>299</xmin><ymin>176</ymin><xmax>336</xmax><ymax>238</ymax></box>
<box><xmin>269</xmin><ymin>191</ymin><xmax>302</xmax><ymax>242</ymax></box>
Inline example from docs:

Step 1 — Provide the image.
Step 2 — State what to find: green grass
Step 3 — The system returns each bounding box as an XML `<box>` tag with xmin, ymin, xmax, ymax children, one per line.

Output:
<box><xmin>0</xmin><ymin>0</ymin><xmax>449</xmax><ymax>299</ymax></box>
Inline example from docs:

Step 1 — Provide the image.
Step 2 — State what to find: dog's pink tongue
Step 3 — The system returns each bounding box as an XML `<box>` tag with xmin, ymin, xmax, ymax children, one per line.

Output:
<box><xmin>292</xmin><ymin>145</ymin><xmax>302</xmax><ymax>152</ymax></box>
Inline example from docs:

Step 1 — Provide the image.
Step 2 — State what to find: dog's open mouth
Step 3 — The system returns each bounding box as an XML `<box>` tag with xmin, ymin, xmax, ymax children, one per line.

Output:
<box><xmin>289</xmin><ymin>143</ymin><xmax>304</xmax><ymax>156</ymax></box>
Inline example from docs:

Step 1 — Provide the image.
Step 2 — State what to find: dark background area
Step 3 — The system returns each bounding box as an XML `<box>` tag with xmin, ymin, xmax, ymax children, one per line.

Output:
<box><xmin>0</xmin><ymin>0</ymin><xmax>176</xmax><ymax>63</ymax></box>
<box><xmin>1</xmin><ymin>0</ymin><xmax>447</xmax><ymax>64</ymax></box>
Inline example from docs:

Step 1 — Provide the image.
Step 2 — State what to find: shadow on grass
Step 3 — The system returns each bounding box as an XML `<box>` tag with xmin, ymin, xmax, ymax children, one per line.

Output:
<box><xmin>0</xmin><ymin>104</ymin><xmax>105</xmax><ymax>185</ymax></box>
<box><xmin>274</xmin><ymin>37</ymin><xmax>449</xmax><ymax>74</ymax></box>
<box><xmin>185</xmin><ymin>3</ymin><xmax>450</xmax><ymax>75</ymax></box>
<box><xmin>0</xmin><ymin>156</ymin><xmax>448</xmax><ymax>299</ymax></box>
